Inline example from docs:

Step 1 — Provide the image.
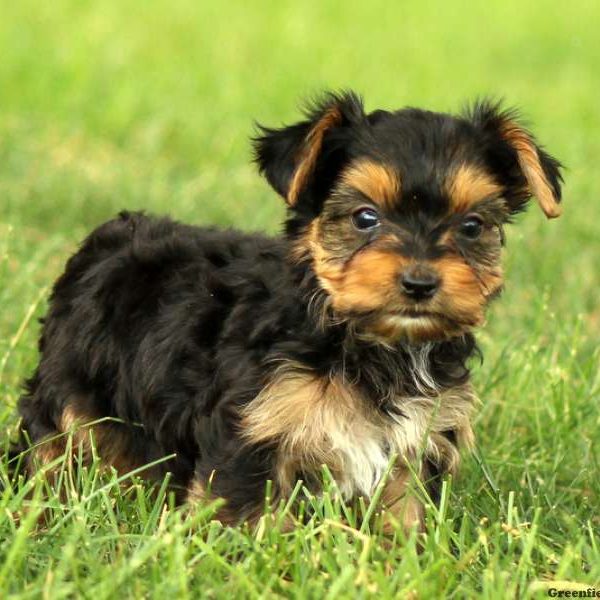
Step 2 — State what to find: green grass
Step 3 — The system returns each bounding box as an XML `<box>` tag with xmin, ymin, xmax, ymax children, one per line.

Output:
<box><xmin>1</xmin><ymin>0</ymin><xmax>599</xmax><ymax>597</ymax></box>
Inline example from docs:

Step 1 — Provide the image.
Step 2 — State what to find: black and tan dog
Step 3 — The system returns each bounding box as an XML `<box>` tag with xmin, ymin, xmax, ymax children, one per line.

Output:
<box><xmin>14</xmin><ymin>91</ymin><xmax>563</xmax><ymax>530</ymax></box>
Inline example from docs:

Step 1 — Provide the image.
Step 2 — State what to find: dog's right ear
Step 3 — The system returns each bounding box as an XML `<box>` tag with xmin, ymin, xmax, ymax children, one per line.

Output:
<box><xmin>253</xmin><ymin>91</ymin><xmax>366</xmax><ymax>207</ymax></box>
<box><xmin>466</xmin><ymin>100</ymin><xmax>564</xmax><ymax>219</ymax></box>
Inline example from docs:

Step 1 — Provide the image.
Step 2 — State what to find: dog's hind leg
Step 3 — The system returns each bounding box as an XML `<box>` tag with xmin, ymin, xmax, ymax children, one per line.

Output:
<box><xmin>17</xmin><ymin>385</ymin><xmax>166</xmax><ymax>486</ymax></box>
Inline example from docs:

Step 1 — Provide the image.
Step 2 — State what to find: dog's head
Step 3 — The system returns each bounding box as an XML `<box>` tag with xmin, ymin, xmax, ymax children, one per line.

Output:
<box><xmin>253</xmin><ymin>91</ymin><xmax>563</xmax><ymax>343</ymax></box>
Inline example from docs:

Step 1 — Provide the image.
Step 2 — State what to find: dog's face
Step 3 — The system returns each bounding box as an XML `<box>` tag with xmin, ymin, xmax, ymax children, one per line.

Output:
<box><xmin>254</xmin><ymin>92</ymin><xmax>563</xmax><ymax>343</ymax></box>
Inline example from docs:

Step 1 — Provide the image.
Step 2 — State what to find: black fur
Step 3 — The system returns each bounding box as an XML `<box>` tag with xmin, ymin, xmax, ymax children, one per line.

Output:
<box><xmin>15</xmin><ymin>91</ymin><xmax>563</xmax><ymax>522</ymax></box>
<box><xmin>253</xmin><ymin>91</ymin><xmax>366</xmax><ymax>206</ymax></box>
<box><xmin>17</xmin><ymin>211</ymin><xmax>476</xmax><ymax>514</ymax></box>
<box><xmin>465</xmin><ymin>99</ymin><xmax>563</xmax><ymax>214</ymax></box>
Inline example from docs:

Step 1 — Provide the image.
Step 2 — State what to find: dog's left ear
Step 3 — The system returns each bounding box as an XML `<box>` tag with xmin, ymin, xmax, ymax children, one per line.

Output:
<box><xmin>253</xmin><ymin>91</ymin><xmax>366</xmax><ymax>208</ymax></box>
<box><xmin>467</xmin><ymin>101</ymin><xmax>564</xmax><ymax>219</ymax></box>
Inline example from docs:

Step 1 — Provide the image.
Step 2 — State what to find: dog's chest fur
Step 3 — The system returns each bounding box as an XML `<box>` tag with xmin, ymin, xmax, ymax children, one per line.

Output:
<box><xmin>240</xmin><ymin>359</ymin><xmax>476</xmax><ymax>500</ymax></box>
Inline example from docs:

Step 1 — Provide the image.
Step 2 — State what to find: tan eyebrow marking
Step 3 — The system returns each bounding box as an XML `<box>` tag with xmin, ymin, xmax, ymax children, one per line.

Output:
<box><xmin>339</xmin><ymin>159</ymin><xmax>401</xmax><ymax>210</ymax></box>
<box><xmin>445</xmin><ymin>163</ymin><xmax>503</xmax><ymax>213</ymax></box>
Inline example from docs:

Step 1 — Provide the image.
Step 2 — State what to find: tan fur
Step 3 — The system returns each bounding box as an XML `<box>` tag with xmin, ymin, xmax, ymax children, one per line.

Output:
<box><xmin>366</xmin><ymin>314</ymin><xmax>451</xmax><ymax>345</ymax></box>
<box><xmin>27</xmin><ymin>401</ymin><xmax>144</xmax><ymax>477</ymax></box>
<box><xmin>187</xmin><ymin>479</ymin><xmax>205</xmax><ymax>503</ymax></box>
<box><xmin>29</xmin><ymin>438</ymin><xmax>66</xmax><ymax>468</ymax></box>
<box><xmin>185</xmin><ymin>477</ymin><xmax>232</xmax><ymax>524</ymax></box>
<box><xmin>445</xmin><ymin>164</ymin><xmax>503</xmax><ymax>213</ymax></box>
<box><xmin>287</xmin><ymin>106</ymin><xmax>343</xmax><ymax>206</ymax></box>
<box><xmin>378</xmin><ymin>418</ymin><xmax>476</xmax><ymax>534</ymax></box>
<box><xmin>59</xmin><ymin>405</ymin><xmax>139</xmax><ymax>473</ymax></box>
<box><xmin>380</xmin><ymin>468</ymin><xmax>425</xmax><ymax>534</ymax></box>
<box><xmin>240</xmin><ymin>364</ymin><xmax>476</xmax><ymax>507</ymax></box>
<box><xmin>498</xmin><ymin>122</ymin><xmax>561</xmax><ymax>218</ymax></box>
<box><xmin>311</xmin><ymin>231</ymin><xmax>408</xmax><ymax>313</ymax></box>
<box><xmin>186</xmin><ymin>474</ymin><xmax>285</xmax><ymax>528</ymax></box>
<box><xmin>362</xmin><ymin>254</ymin><xmax>503</xmax><ymax>343</ymax></box>
<box><xmin>303</xmin><ymin>214</ymin><xmax>504</xmax><ymax>342</ymax></box>
<box><xmin>433</xmin><ymin>256</ymin><xmax>503</xmax><ymax>326</ymax></box>
<box><xmin>339</xmin><ymin>160</ymin><xmax>400</xmax><ymax>210</ymax></box>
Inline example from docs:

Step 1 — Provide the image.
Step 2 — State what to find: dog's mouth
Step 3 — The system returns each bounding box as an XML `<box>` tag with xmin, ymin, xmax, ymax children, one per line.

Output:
<box><xmin>389</xmin><ymin>307</ymin><xmax>450</xmax><ymax>322</ymax></box>
<box><xmin>387</xmin><ymin>311</ymin><xmax>448</xmax><ymax>329</ymax></box>
<box><xmin>397</xmin><ymin>310</ymin><xmax>436</xmax><ymax>319</ymax></box>
<box><xmin>359</xmin><ymin>307</ymin><xmax>476</xmax><ymax>344</ymax></box>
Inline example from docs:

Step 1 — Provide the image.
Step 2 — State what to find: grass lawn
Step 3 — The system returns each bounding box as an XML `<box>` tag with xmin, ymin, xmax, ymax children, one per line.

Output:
<box><xmin>1</xmin><ymin>1</ymin><xmax>599</xmax><ymax>597</ymax></box>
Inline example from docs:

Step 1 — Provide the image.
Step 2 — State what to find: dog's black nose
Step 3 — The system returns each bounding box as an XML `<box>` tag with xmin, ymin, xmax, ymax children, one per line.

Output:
<box><xmin>400</xmin><ymin>269</ymin><xmax>440</xmax><ymax>301</ymax></box>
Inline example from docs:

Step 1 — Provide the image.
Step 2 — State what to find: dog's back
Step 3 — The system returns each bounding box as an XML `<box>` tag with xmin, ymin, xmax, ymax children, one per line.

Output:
<box><xmin>16</xmin><ymin>211</ymin><xmax>293</xmax><ymax>497</ymax></box>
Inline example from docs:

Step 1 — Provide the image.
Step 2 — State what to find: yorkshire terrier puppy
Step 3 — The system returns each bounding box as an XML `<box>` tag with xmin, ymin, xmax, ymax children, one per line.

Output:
<box><xmin>15</xmin><ymin>91</ymin><xmax>563</xmax><ymax>531</ymax></box>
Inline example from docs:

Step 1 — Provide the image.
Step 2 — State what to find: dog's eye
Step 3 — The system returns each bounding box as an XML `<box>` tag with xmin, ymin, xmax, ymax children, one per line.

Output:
<box><xmin>458</xmin><ymin>215</ymin><xmax>484</xmax><ymax>240</ymax></box>
<box><xmin>352</xmin><ymin>207</ymin><xmax>380</xmax><ymax>231</ymax></box>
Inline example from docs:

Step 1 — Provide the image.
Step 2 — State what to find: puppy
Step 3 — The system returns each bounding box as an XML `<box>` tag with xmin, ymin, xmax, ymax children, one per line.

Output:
<box><xmin>15</xmin><ymin>91</ymin><xmax>563</xmax><ymax>531</ymax></box>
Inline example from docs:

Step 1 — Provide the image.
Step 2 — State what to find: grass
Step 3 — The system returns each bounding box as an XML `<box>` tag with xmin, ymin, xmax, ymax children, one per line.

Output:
<box><xmin>1</xmin><ymin>0</ymin><xmax>599</xmax><ymax>597</ymax></box>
